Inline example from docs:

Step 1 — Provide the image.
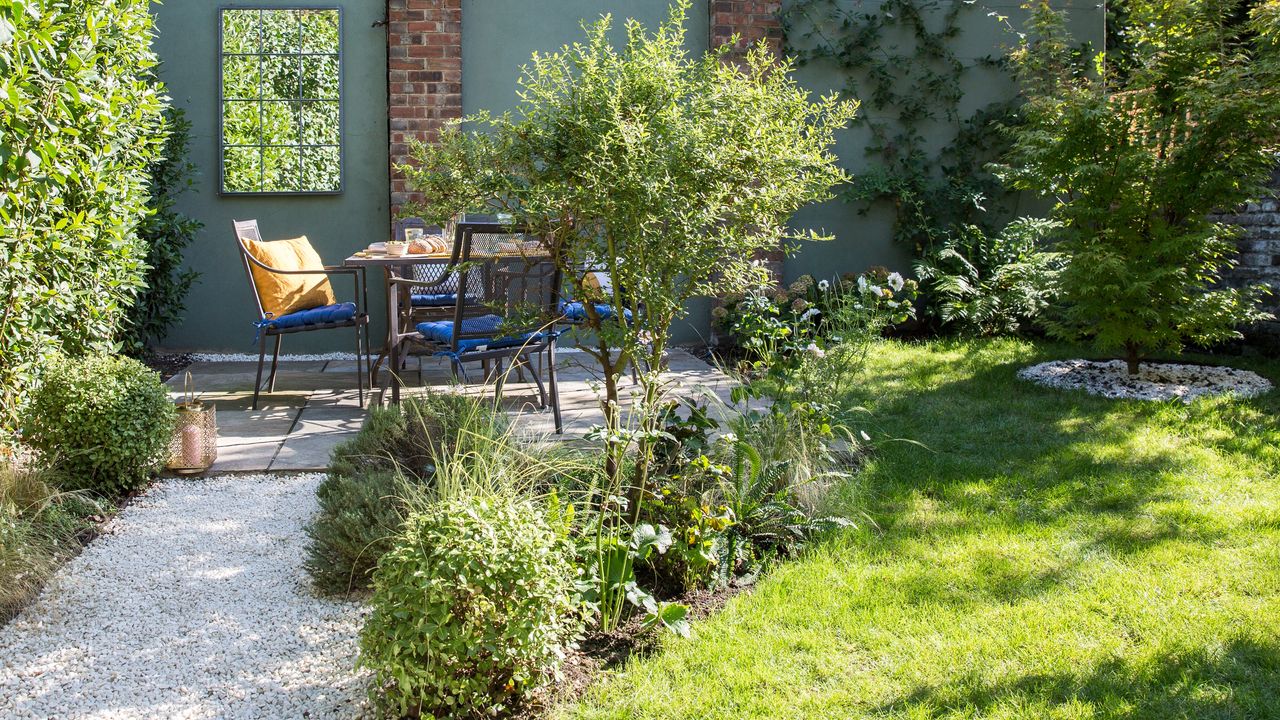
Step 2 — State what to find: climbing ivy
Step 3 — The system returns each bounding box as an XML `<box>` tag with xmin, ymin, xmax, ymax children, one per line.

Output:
<box><xmin>780</xmin><ymin>0</ymin><xmax>1018</xmax><ymax>256</ymax></box>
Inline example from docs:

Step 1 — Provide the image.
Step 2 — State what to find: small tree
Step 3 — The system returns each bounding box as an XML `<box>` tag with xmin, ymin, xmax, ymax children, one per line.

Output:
<box><xmin>401</xmin><ymin>2</ymin><xmax>854</xmax><ymax>627</ymax></box>
<box><xmin>999</xmin><ymin>0</ymin><xmax>1279</xmax><ymax>374</ymax></box>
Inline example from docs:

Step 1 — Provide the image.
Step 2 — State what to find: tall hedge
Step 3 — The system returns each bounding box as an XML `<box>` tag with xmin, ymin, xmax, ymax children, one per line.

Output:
<box><xmin>0</xmin><ymin>0</ymin><xmax>168</xmax><ymax>437</ymax></box>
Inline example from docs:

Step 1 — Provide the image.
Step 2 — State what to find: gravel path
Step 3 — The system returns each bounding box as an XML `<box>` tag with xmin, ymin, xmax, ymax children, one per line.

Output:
<box><xmin>0</xmin><ymin>473</ymin><xmax>370</xmax><ymax>720</ymax></box>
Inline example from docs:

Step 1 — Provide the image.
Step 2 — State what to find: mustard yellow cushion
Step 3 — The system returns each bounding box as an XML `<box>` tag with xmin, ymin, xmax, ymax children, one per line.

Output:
<box><xmin>241</xmin><ymin>235</ymin><xmax>337</xmax><ymax>318</ymax></box>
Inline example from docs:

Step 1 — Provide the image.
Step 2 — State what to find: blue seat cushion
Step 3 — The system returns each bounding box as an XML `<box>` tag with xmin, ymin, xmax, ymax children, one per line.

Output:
<box><xmin>260</xmin><ymin>302</ymin><xmax>357</xmax><ymax>330</ymax></box>
<box><xmin>416</xmin><ymin>314</ymin><xmax>545</xmax><ymax>354</ymax></box>
<box><xmin>411</xmin><ymin>293</ymin><xmax>470</xmax><ymax>307</ymax></box>
<box><xmin>560</xmin><ymin>300</ymin><xmax>633</xmax><ymax>322</ymax></box>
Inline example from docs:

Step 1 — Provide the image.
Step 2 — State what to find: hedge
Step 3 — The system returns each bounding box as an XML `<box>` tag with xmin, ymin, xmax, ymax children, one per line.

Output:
<box><xmin>0</xmin><ymin>0</ymin><xmax>168</xmax><ymax>439</ymax></box>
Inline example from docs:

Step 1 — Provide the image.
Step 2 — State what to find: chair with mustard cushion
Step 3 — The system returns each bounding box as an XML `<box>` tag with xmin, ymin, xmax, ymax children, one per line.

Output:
<box><xmin>234</xmin><ymin>219</ymin><xmax>370</xmax><ymax>410</ymax></box>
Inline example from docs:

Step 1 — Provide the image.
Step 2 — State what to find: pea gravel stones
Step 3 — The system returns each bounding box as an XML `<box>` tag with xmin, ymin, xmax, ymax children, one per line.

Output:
<box><xmin>0</xmin><ymin>473</ymin><xmax>370</xmax><ymax>720</ymax></box>
<box><xmin>1017</xmin><ymin>359</ymin><xmax>1273</xmax><ymax>402</ymax></box>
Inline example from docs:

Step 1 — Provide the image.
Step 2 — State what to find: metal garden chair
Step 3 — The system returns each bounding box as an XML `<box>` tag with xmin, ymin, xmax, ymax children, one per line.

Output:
<box><xmin>233</xmin><ymin>219</ymin><xmax>371</xmax><ymax>410</ymax></box>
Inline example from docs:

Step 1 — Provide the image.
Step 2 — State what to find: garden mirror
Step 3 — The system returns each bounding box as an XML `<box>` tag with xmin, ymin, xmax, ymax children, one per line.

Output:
<box><xmin>219</xmin><ymin>7</ymin><xmax>342</xmax><ymax>194</ymax></box>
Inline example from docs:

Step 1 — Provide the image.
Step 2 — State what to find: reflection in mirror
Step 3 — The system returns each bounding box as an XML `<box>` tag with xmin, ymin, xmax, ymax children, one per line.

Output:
<box><xmin>219</xmin><ymin>8</ymin><xmax>342</xmax><ymax>194</ymax></box>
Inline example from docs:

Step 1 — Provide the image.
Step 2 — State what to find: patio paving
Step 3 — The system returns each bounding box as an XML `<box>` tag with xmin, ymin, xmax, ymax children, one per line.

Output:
<box><xmin>165</xmin><ymin>348</ymin><xmax>738</xmax><ymax>474</ymax></box>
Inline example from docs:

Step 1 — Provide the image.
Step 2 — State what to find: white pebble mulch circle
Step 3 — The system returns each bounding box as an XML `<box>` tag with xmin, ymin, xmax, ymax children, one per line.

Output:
<box><xmin>1017</xmin><ymin>359</ymin><xmax>1273</xmax><ymax>402</ymax></box>
<box><xmin>0</xmin><ymin>473</ymin><xmax>370</xmax><ymax>720</ymax></box>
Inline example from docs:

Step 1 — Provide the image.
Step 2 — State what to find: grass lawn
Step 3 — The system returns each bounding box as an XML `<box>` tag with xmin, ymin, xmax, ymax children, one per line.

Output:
<box><xmin>563</xmin><ymin>338</ymin><xmax>1280</xmax><ymax>719</ymax></box>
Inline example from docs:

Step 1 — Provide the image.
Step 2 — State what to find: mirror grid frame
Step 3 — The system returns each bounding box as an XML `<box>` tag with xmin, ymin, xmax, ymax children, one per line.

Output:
<box><xmin>217</xmin><ymin>5</ymin><xmax>345</xmax><ymax>196</ymax></box>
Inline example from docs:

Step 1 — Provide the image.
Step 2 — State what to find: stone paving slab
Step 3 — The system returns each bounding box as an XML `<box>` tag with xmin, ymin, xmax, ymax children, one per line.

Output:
<box><xmin>166</xmin><ymin>349</ymin><xmax>735</xmax><ymax>474</ymax></box>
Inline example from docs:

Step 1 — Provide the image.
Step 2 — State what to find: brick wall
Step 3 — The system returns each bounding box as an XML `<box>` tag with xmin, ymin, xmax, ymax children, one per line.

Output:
<box><xmin>710</xmin><ymin>0</ymin><xmax>782</xmax><ymax>58</ymax></box>
<box><xmin>386</xmin><ymin>0</ymin><xmax>462</xmax><ymax>210</ymax></box>
<box><xmin>1220</xmin><ymin>166</ymin><xmax>1280</xmax><ymax>344</ymax></box>
<box><xmin>710</xmin><ymin>1</ymin><xmax>785</xmax><ymax>279</ymax></box>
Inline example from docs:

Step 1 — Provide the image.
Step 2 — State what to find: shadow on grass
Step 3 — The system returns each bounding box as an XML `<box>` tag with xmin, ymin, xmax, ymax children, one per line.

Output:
<box><xmin>879</xmin><ymin>636</ymin><xmax>1280</xmax><ymax>719</ymax></box>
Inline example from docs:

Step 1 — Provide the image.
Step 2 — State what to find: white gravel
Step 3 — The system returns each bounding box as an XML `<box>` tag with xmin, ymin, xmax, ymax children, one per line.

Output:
<box><xmin>1017</xmin><ymin>358</ymin><xmax>1273</xmax><ymax>402</ymax></box>
<box><xmin>190</xmin><ymin>352</ymin><xmax>358</xmax><ymax>363</ymax></box>
<box><xmin>0</xmin><ymin>473</ymin><xmax>370</xmax><ymax>720</ymax></box>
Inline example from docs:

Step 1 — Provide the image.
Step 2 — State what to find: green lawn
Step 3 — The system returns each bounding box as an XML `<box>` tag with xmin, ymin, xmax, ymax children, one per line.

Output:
<box><xmin>564</xmin><ymin>339</ymin><xmax>1280</xmax><ymax>719</ymax></box>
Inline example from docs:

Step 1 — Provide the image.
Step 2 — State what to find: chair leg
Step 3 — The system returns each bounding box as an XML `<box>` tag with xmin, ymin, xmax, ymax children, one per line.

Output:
<box><xmin>493</xmin><ymin>358</ymin><xmax>506</xmax><ymax>404</ymax></box>
<box><xmin>267</xmin><ymin>335</ymin><xmax>283</xmax><ymax>392</ymax></box>
<box><xmin>354</xmin><ymin>321</ymin><xmax>365</xmax><ymax>409</ymax></box>
<box><xmin>253</xmin><ymin>334</ymin><xmax>268</xmax><ymax>411</ymax></box>
<box><xmin>525</xmin><ymin>354</ymin><xmax>548</xmax><ymax>409</ymax></box>
<box><xmin>547</xmin><ymin>341</ymin><xmax>562</xmax><ymax>434</ymax></box>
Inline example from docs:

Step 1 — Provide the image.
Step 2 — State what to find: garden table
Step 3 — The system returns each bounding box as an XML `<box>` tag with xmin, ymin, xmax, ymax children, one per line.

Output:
<box><xmin>342</xmin><ymin>218</ymin><xmax>547</xmax><ymax>403</ymax></box>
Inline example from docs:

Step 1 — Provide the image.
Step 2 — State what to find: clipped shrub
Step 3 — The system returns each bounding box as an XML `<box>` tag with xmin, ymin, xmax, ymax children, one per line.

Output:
<box><xmin>23</xmin><ymin>354</ymin><xmax>175</xmax><ymax>494</ymax></box>
<box><xmin>359</xmin><ymin>497</ymin><xmax>584</xmax><ymax>718</ymax></box>
<box><xmin>0</xmin><ymin>0</ymin><xmax>168</xmax><ymax>438</ymax></box>
<box><xmin>305</xmin><ymin>470</ymin><xmax>405</xmax><ymax>595</ymax></box>
<box><xmin>305</xmin><ymin>394</ymin><xmax>507</xmax><ymax>594</ymax></box>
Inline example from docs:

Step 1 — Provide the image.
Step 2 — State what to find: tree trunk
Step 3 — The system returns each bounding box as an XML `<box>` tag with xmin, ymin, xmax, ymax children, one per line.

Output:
<box><xmin>1124</xmin><ymin>342</ymin><xmax>1141</xmax><ymax>376</ymax></box>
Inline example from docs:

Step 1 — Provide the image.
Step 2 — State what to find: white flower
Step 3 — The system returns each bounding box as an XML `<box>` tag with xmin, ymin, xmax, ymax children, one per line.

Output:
<box><xmin>818</xmin><ymin>279</ymin><xmax>830</xmax><ymax>291</ymax></box>
<box><xmin>857</xmin><ymin>275</ymin><xmax>868</xmax><ymax>293</ymax></box>
<box><xmin>888</xmin><ymin>272</ymin><xmax>905</xmax><ymax>292</ymax></box>
<box><xmin>868</xmin><ymin>285</ymin><xmax>883</xmax><ymax>296</ymax></box>
<box><xmin>887</xmin><ymin>300</ymin><xmax>899</xmax><ymax>308</ymax></box>
<box><xmin>799</xmin><ymin>308</ymin><xmax>820</xmax><ymax>322</ymax></box>
<box><xmin>859</xmin><ymin>430</ymin><xmax>871</xmax><ymax>442</ymax></box>
<box><xmin>805</xmin><ymin>343</ymin><xmax>825</xmax><ymax>359</ymax></box>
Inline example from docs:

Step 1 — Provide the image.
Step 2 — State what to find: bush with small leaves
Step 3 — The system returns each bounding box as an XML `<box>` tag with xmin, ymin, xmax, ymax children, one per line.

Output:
<box><xmin>23</xmin><ymin>354</ymin><xmax>175</xmax><ymax>495</ymax></box>
<box><xmin>359</xmin><ymin>497</ymin><xmax>584</xmax><ymax>718</ymax></box>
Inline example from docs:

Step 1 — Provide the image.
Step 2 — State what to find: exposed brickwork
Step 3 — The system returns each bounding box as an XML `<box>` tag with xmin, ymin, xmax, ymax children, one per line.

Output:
<box><xmin>1219</xmin><ymin>165</ymin><xmax>1280</xmax><ymax>345</ymax></box>
<box><xmin>710</xmin><ymin>0</ymin><xmax>782</xmax><ymax>59</ymax></box>
<box><xmin>386</xmin><ymin>0</ymin><xmax>462</xmax><ymax>211</ymax></box>
<box><xmin>710</xmin><ymin>1</ymin><xmax>785</xmax><ymax>282</ymax></box>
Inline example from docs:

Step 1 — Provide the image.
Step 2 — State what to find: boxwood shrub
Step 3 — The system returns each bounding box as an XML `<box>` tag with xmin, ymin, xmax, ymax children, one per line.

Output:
<box><xmin>23</xmin><ymin>354</ymin><xmax>175</xmax><ymax>495</ymax></box>
<box><xmin>359</xmin><ymin>497</ymin><xmax>584</xmax><ymax>717</ymax></box>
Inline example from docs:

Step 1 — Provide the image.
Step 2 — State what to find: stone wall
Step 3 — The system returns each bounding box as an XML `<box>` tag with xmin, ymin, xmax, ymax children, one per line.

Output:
<box><xmin>1220</xmin><ymin>166</ymin><xmax>1280</xmax><ymax>344</ymax></box>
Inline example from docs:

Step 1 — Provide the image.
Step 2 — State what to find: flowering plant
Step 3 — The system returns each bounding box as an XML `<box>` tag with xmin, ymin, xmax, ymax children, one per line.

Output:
<box><xmin>715</xmin><ymin>267</ymin><xmax>918</xmax><ymax>365</ymax></box>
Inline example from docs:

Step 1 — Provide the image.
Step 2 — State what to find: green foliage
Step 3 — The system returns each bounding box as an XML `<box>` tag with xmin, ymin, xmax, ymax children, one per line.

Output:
<box><xmin>359</xmin><ymin>497</ymin><xmax>585</xmax><ymax>718</ymax></box>
<box><xmin>0</xmin><ymin>461</ymin><xmax>104</xmax><ymax>621</ymax></box>
<box><xmin>307</xmin><ymin>392</ymin><xmax>597</xmax><ymax>595</ymax></box>
<box><xmin>306</xmin><ymin>394</ymin><xmax>507</xmax><ymax>594</ymax></box>
<box><xmin>119</xmin><ymin>108</ymin><xmax>202</xmax><ymax>356</ymax></box>
<box><xmin>999</xmin><ymin>0</ymin><xmax>1280</xmax><ymax>373</ymax></box>
<box><xmin>22</xmin><ymin>354</ymin><xmax>174</xmax><ymax>495</ymax></box>
<box><xmin>915</xmin><ymin>217</ymin><xmax>1065</xmax><ymax>336</ymax></box>
<box><xmin>780</xmin><ymin>0</ymin><xmax>1019</xmax><ymax>256</ymax></box>
<box><xmin>716</xmin><ymin>268</ymin><xmax>918</xmax><ymax>369</ymax></box>
<box><xmin>401</xmin><ymin>0</ymin><xmax>854</xmax><ymax>632</ymax></box>
<box><xmin>0</xmin><ymin>0</ymin><xmax>168</xmax><ymax>440</ymax></box>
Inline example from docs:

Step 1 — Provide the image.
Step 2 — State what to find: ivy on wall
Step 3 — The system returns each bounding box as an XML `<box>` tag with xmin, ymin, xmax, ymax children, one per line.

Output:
<box><xmin>0</xmin><ymin>0</ymin><xmax>167</xmax><ymax>438</ymax></box>
<box><xmin>780</xmin><ymin>0</ymin><xmax>1017</xmax><ymax>255</ymax></box>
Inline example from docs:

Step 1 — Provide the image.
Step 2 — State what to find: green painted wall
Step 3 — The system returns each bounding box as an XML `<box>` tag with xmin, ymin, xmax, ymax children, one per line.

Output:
<box><xmin>781</xmin><ymin>0</ymin><xmax>1104</xmax><ymax>284</ymax></box>
<box><xmin>151</xmin><ymin>1</ymin><xmax>389</xmax><ymax>352</ymax></box>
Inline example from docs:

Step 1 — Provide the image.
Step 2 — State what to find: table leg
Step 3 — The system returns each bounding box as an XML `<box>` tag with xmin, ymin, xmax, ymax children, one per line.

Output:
<box><xmin>388</xmin><ymin>266</ymin><xmax>401</xmax><ymax>404</ymax></box>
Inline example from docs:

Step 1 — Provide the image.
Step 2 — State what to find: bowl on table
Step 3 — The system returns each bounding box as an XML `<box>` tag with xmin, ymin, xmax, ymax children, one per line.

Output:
<box><xmin>385</xmin><ymin>241</ymin><xmax>409</xmax><ymax>257</ymax></box>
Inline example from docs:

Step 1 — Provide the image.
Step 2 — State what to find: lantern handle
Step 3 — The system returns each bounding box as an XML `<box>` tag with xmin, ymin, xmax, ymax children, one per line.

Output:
<box><xmin>184</xmin><ymin>371</ymin><xmax>196</xmax><ymax>406</ymax></box>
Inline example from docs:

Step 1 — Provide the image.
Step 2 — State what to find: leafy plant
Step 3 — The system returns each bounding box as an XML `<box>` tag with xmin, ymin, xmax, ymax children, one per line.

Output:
<box><xmin>359</xmin><ymin>497</ymin><xmax>585</xmax><ymax>718</ymax></box>
<box><xmin>0</xmin><ymin>461</ymin><xmax>103</xmax><ymax>621</ymax></box>
<box><xmin>401</xmin><ymin>0</ymin><xmax>854</xmax><ymax>632</ymax></box>
<box><xmin>119</xmin><ymin>107</ymin><xmax>202</xmax><ymax>356</ymax></box>
<box><xmin>22</xmin><ymin>354</ymin><xmax>175</xmax><ymax>495</ymax></box>
<box><xmin>998</xmin><ymin>0</ymin><xmax>1280</xmax><ymax>373</ymax></box>
<box><xmin>0</xmin><ymin>0</ymin><xmax>168</xmax><ymax>440</ymax></box>
<box><xmin>914</xmin><ymin>217</ymin><xmax>1064</xmax><ymax>336</ymax></box>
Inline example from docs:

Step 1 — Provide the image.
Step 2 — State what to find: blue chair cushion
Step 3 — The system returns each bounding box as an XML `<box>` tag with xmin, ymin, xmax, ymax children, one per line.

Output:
<box><xmin>260</xmin><ymin>302</ymin><xmax>357</xmax><ymax>330</ymax></box>
<box><xmin>416</xmin><ymin>314</ymin><xmax>545</xmax><ymax>354</ymax></box>
<box><xmin>560</xmin><ymin>300</ymin><xmax>633</xmax><ymax>322</ymax></box>
<box><xmin>411</xmin><ymin>293</ymin><xmax>464</xmax><ymax>307</ymax></box>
